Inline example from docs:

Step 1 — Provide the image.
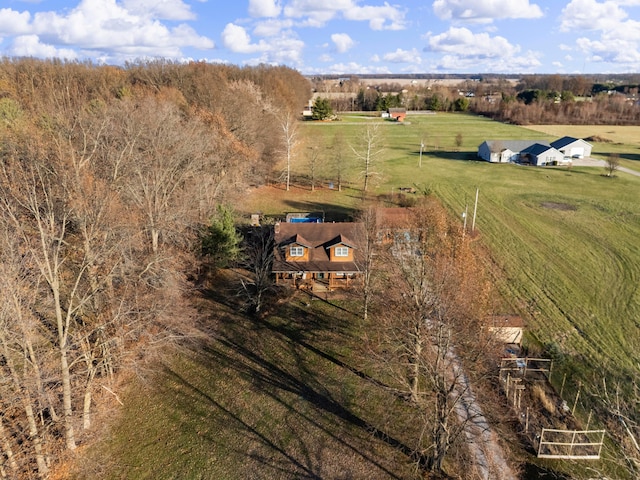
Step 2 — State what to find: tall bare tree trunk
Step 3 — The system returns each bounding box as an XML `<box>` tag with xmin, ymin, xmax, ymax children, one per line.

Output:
<box><xmin>53</xmin><ymin>285</ymin><xmax>76</xmax><ymax>451</ymax></box>
<box><xmin>0</xmin><ymin>417</ymin><xmax>18</xmax><ymax>477</ymax></box>
<box><xmin>410</xmin><ymin>321</ymin><xmax>423</xmax><ymax>403</ymax></box>
<box><xmin>1</xmin><ymin>334</ymin><xmax>49</xmax><ymax>478</ymax></box>
<box><xmin>25</xmin><ymin>338</ymin><xmax>58</xmax><ymax>422</ymax></box>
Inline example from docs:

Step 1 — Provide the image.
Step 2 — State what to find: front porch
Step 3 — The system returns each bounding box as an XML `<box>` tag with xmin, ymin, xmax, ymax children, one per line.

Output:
<box><xmin>275</xmin><ymin>271</ymin><xmax>359</xmax><ymax>292</ymax></box>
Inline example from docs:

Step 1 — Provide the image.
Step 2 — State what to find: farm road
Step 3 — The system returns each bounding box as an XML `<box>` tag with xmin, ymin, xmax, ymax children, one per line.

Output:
<box><xmin>449</xmin><ymin>349</ymin><xmax>517</xmax><ymax>480</ymax></box>
<box><xmin>572</xmin><ymin>157</ymin><xmax>640</xmax><ymax>177</ymax></box>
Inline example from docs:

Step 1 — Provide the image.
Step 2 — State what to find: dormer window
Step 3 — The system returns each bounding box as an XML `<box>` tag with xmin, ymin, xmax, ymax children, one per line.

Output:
<box><xmin>335</xmin><ymin>246</ymin><xmax>349</xmax><ymax>257</ymax></box>
<box><xmin>290</xmin><ymin>246</ymin><xmax>304</xmax><ymax>257</ymax></box>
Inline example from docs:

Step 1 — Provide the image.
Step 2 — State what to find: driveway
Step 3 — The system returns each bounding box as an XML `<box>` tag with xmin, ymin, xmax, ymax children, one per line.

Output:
<box><xmin>569</xmin><ymin>157</ymin><xmax>640</xmax><ymax>177</ymax></box>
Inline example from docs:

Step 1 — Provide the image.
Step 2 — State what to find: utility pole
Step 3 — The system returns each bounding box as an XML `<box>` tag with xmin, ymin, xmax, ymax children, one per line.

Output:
<box><xmin>462</xmin><ymin>204</ymin><xmax>468</xmax><ymax>238</ymax></box>
<box><xmin>471</xmin><ymin>187</ymin><xmax>479</xmax><ymax>232</ymax></box>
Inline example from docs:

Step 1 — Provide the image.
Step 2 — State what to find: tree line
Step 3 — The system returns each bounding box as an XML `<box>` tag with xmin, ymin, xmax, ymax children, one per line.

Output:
<box><xmin>316</xmin><ymin>74</ymin><xmax>640</xmax><ymax>124</ymax></box>
<box><xmin>0</xmin><ymin>58</ymin><xmax>310</xmax><ymax>478</ymax></box>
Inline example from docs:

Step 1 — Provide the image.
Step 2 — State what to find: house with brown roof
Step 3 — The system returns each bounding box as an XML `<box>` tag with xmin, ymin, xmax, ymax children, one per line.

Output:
<box><xmin>273</xmin><ymin>222</ymin><xmax>363</xmax><ymax>292</ymax></box>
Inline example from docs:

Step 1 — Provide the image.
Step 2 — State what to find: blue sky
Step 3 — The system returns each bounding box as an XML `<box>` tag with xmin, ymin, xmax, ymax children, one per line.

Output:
<box><xmin>1</xmin><ymin>0</ymin><xmax>640</xmax><ymax>74</ymax></box>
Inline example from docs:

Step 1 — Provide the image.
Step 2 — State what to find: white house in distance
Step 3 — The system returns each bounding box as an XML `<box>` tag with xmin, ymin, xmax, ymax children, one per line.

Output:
<box><xmin>478</xmin><ymin>136</ymin><xmax>592</xmax><ymax>166</ymax></box>
<box><xmin>520</xmin><ymin>143</ymin><xmax>564</xmax><ymax>166</ymax></box>
<box><xmin>550</xmin><ymin>136</ymin><xmax>592</xmax><ymax>159</ymax></box>
<box><xmin>478</xmin><ymin>140</ymin><xmax>548</xmax><ymax>163</ymax></box>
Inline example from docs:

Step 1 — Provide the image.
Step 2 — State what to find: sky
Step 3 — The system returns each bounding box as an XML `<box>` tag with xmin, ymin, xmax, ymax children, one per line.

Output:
<box><xmin>1</xmin><ymin>0</ymin><xmax>640</xmax><ymax>74</ymax></box>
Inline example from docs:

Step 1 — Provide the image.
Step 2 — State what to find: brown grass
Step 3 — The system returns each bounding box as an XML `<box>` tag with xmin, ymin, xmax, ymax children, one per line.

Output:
<box><xmin>526</xmin><ymin>124</ymin><xmax>640</xmax><ymax>147</ymax></box>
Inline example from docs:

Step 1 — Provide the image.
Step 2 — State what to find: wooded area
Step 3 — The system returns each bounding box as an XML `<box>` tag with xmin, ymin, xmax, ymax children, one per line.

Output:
<box><xmin>0</xmin><ymin>58</ymin><xmax>310</xmax><ymax>478</ymax></box>
<box><xmin>317</xmin><ymin>74</ymin><xmax>640</xmax><ymax>125</ymax></box>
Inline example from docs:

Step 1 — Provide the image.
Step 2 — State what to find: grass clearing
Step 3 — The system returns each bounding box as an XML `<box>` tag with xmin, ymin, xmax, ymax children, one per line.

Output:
<box><xmin>78</xmin><ymin>112</ymin><xmax>639</xmax><ymax>479</ymax></box>
<box><xmin>75</xmin><ymin>283</ymin><xmax>430</xmax><ymax>479</ymax></box>
<box><xmin>244</xmin><ymin>112</ymin><xmax>640</xmax><ymax>427</ymax></box>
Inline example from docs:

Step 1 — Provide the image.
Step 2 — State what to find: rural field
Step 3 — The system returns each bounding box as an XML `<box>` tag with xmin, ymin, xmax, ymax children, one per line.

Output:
<box><xmin>78</xmin><ymin>113</ymin><xmax>639</xmax><ymax>480</ymax></box>
<box><xmin>527</xmin><ymin>124</ymin><xmax>640</xmax><ymax>167</ymax></box>
<box><xmin>244</xmin><ymin>112</ymin><xmax>640</xmax><ymax>440</ymax></box>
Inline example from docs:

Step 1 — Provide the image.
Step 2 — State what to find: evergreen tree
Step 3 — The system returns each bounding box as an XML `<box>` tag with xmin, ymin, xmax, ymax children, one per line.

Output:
<box><xmin>311</xmin><ymin>97</ymin><xmax>333</xmax><ymax>120</ymax></box>
<box><xmin>202</xmin><ymin>205</ymin><xmax>243</xmax><ymax>267</ymax></box>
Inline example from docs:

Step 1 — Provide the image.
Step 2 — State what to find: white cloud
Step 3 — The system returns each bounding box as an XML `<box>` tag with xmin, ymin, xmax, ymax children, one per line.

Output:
<box><xmin>552</xmin><ymin>61</ymin><xmax>563</xmax><ymax>67</ymax></box>
<box><xmin>426</xmin><ymin>27</ymin><xmax>519</xmax><ymax>57</ymax></box>
<box><xmin>382</xmin><ymin>48</ymin><xmax>422</xmax><ymax>64</ymax></box>
<box><xmin>223</xmin><ymin>23</ymin><xmax>305</xmax><ymax>66</ymax></box>
<box><xmin>9</xmin><ymin>34</ymin><xmax>78</xmax><ymax>59</ymax></box>
<box><xmin>222</xmin><ymin>23</ymin><xmax>269</xmax><ymax>53</ymax></box>
<box><xmin>253</xmin><ymin>19</ymin><xmax>293</xmax><ymax>37</ymax></box>
<box><xmin>0</xmin><ymin>0</ymin><xmax>213</xmax><ymax>62</ymax></box>
<box><xmin>561</xmin><ymin>0</ymin><xmax>640</xmax><ymax>68</ymax></box>
<box><xmin>560</xmin><ymin>0</ymin><xmax>628</xmax><ymax>31</ymax></box>
<box><xmin>284</xmin><ymin>0</ymin><xmax>406</xmax><ymax>30</ymax></box>
<box><xmin>343</xmin><ymin>3</ymin><xmax>407</xmax><ymax>30</ymax></box>
<box><xmin>425</xmin><ymin>27</ymin><xmax>542</xmax><ymax>72</ymax></box>
<box><xmin>263</xmin><ymin>34</ymin><xmax>305</xmax><ymax>64</ymax></box>
<box><xmin>318</xmin><ymin>53</ymin><xmax>332</xmax><ymax>62</ymax></box>
<box><xmin>433</xmin><ymin>0</ymin><xmax>543</xmax><ymax>22</ymax></box>
<box><xmin>121</xmin><ymin>0</ymin><xmax>196</xmax><ymax>21</ymax></box>
<box><xmin>249</xmin><ymin>0</ymin><xmax>282</xmax><ymax>18</ymax></box>
<box><xmin>577</xmin><ymin>35</ymin><xmax>640</xmax><ymax>63</ymax></box>
<box><xmin>432</xmin><ymin>51</ymin><xmax>541</xmax><ymax>72</ymax></box>
<box><xmin>283</xmin><ymin>0</ymin><xmax>350</xmax><ymax>27</ymax></box>
<box><xmin>0</xmin><ymin>8</ymin><xmax>32</xmax><ymax>34</ymax></box>
<box><xmin>322</xmin><ymin>61</ymin><xmax>391</xmax><ymax>74</ymax></box>
<box><xmin>331</xmin><ymin>33</ymin><xmax>354</xmax><ymax>53</ymax></box>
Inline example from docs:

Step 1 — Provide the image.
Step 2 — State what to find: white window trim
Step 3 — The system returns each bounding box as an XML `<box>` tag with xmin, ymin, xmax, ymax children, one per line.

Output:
<box><xmin>290</xmin><ymin>246</ymin><xmax>304</xmax><ymax>257</ymax></box>
<box><xmin>335</xmin><ymin>246</ymin><xmax>349</xmax><ymax>257</ymax></box>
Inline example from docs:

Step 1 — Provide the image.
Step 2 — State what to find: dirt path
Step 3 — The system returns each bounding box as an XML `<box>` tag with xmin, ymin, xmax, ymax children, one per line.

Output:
<box><xmin>450</xmin><ymin>350</ymin><xmax>517</xmax><ymax>479</ymax></box>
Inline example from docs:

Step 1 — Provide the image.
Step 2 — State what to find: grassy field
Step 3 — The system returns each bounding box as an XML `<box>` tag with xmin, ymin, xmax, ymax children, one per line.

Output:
<box><xmin>76</xmin><ymin>113</ymin><xmax>639</xmax><ymax>479</ymax></box>
<box><xmin>245</xmin><ymin>112</ymin><xmax>640</xmax><ymax>419</ymax></box>
<box><xmin>74</xmin><ymin>280</ymin><xmax>447</xmax><ymax>479</ymax></box>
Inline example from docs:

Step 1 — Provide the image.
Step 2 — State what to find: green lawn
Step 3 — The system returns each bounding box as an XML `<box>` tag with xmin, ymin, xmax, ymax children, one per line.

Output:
<box><xmin>77</xmin><ymin>112</ymin><xmax>639</xmax><ymax>479</ymax></box>
<box><xmin>75</xmin><ymin>286</ymin><xmax>427</xmax><ymax>479</ymax></box>
<box><xmin>251</xmin><ymin>112</ymin><xmax>640</xmax><ymax>411</ymax></box>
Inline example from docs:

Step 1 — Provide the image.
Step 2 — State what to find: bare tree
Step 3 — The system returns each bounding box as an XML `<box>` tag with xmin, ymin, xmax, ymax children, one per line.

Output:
<box><xmin>239</xmin><ymin>226</ymin><xmax>276</xmax><ymax>314</ymax></box>
<box><xmin>351</xmin><ymin>123</ymin><xmax>384</xmax><ymax>195</ymax></box>
<box><xmin>605</xmin><ymin>153</ymin><xmax>620</xmax><ymax>177</ymax></box>
<box><xmin>370</xmin><ymin>201</ymin><xmax>498</xmax><ymax>474</ymax></box>
<box><xmin>0</xmin><ymin>141</ymin><xmax>84</xmax><ymax>451</ymax></box>
<box><xmin>355</xmin><ymin>205</ymin><xmax>380</xmax><ymax>322</ymax></box>
<box><xmin>109</xmin><ymin>97</ymin><xmax>213</xmax><ymax>255</ymax></box>
<box><xmin>280</xmin><ymin>110</ymin><xmax>299</xmax><ymax>192</ymax></box>
<box><xmin>455</xmin><ymin>132</ymin><xmax>463</xmax><ymax>151</ymax></box>
<box><xmin>0</xmin><ymin>229</ymin><xmax>50</xmax><ymax>478</ymax></box>
<box><xmin>306</xmin><ymin>144</ymin><xmax>321</xmax><ymax>191</ymax></box>
<box><xmin>330</xmin><ymin>131</ymin><xmax>348</xmax><ymax>191</ymax></box>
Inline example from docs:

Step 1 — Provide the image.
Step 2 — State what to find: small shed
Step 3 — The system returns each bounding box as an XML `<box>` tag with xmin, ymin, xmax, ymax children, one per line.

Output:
<box><xmin>388</xmin><ymin>108</ymin><xmax>407</xmax><ymax>122</ymax></box>
<box><xmin>488</xmin><ymin>315</ymin><xmax>524</xmax><ymax>345</ymax></box>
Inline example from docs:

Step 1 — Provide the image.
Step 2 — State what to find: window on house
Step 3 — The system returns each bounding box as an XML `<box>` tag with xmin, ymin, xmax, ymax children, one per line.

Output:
<box><xmin>335</xmin><ymin>246</ymin><xmax>349</xmax><ymax>257</ymax></box>
<box><xmin>290</xmin><ymin>246</ymin><xmax>304</xmax><ymax>257</ymax></box>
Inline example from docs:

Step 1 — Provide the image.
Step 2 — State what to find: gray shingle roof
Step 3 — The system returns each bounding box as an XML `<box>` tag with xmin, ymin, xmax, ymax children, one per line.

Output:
<box><xmin>485</xmin><ymin>140</ymin><xmax>550</xmax><ymax>152</ymax></box>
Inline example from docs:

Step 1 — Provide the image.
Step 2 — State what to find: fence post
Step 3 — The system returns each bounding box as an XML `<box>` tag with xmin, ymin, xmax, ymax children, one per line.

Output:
<box><xmin>572</xmin><ymin>382</ymin><xmax>581</xmax><ymax>416</ymax></box>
